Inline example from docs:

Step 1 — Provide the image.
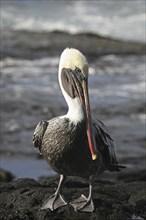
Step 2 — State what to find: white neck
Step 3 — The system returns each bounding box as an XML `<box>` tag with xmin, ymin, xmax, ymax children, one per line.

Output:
<box><xmin>58</xmin><ymin>48</ymin><xmax>88</xmax><ymax>124</ymax></box>
<box><xmin>65</xmin><ymin>96</ymin><xmax>84</xmax><ymax>124</ymax></box>
<box><xmin>59</xmin><ymin>72</ymin><xmax>84</xmax><ymax>124</ymax></box>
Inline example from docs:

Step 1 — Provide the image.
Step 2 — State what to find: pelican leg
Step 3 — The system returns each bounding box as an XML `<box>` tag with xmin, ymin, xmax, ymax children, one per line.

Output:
<box><xmin>41</xmin><ymin>174</ymin><xmax>67</xmax><ymax>211</ymax></box>
<box><xmin>70</xmin><ymin>175</ymin><xmax>94</xmax><ymax>212</ymax></box>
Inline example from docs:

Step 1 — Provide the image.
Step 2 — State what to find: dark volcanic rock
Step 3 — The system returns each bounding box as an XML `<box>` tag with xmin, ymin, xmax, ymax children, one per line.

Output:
<box><xmin>1</xmin><ymin>31</ymin><xmax>145</xmax><ymax>59</ymax></box>
<box><xmin>0</xmin><ymin>168</ymin><xmax>15</xmax><ymax>182</ymax></box>
<box><xmin>0</xmin><ymin>175</ymin><xmax>146</xmax><ymax>220</ymax></box>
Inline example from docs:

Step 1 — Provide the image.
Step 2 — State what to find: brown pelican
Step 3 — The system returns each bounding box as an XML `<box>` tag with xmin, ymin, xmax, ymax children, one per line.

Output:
<box><xmin>33</xmin><ymin>48</ymin><xmax>125</xmax><ymax>212</ymax></box>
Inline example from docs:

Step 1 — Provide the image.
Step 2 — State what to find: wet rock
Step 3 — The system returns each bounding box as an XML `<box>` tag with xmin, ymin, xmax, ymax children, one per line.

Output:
<box><xmin>0</xmin><ymin>168</ymin><xmax>15</xmax><ymax>182</ymax></box>
<box><xmin>0</xmin><ymin>176</ymin><xmax>145</xmax><ymax>220</ymax></box>
<box><xmin>1</xmin><ymin>31</ymin><xmax>145</xmax><ymax>59</ymax></box>
<box><xmin>117</xmin><ymin>169</ymin><xmax>146</xmax><ymax>182</ymax></box>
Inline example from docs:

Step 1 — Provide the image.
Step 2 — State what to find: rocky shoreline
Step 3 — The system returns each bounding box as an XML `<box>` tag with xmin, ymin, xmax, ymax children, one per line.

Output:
<box><xmin>0</xmin><ymin>169</ymin><xmax>146</xmax><ymax>220</ymax></box>
<box><xmin>1</xmin><ymin>31</ymin><xmax>145</xmax><ymax>59</ymax></box>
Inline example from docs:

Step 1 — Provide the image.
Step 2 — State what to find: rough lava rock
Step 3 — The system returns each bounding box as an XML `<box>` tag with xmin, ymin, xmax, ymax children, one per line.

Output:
<box><xmin>0</xmin><ymin>172</ymin><xmax>146</xmax><ymax>220</ymax></box>
<box><xmin>0</xmin><ymin>168</ymin><xmax>15</xmax><ymax>182</ymax></box>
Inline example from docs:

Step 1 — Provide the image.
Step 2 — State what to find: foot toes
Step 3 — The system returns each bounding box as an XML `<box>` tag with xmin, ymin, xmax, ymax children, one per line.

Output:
<box><xmin>70</xmin><ymin>195</ymin><xmax>94</xmax><ymax>212</ymax></box>
<box><xmin>41</xmin><ymin>194</ymin><xmax>67</xmax><ymax>211</ymax></box>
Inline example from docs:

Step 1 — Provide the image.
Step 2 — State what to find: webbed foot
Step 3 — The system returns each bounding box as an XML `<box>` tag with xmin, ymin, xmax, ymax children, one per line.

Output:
<box><xmin>41</xmin><ymin>193</ymin><xmax>67</xmax><ymax>211</ymax></box>
<box><xmin>70</xmin><ymin>194</ymin><xmax>94</xmax><ymax>212</ymax></box>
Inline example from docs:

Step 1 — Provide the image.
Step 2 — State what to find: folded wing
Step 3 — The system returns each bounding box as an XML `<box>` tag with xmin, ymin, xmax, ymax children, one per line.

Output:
<box><xmin>33</xmin><ymin>120</ymin><xmax>48</xmax><ymax>152</ymax></box>
<box><xmin>93</xmin><ymin>119</ymin><xmax>125</xmax><ymax>171</ymax></box>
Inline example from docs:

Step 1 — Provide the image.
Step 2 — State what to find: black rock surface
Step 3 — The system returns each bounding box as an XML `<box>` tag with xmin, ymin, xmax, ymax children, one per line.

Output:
<box><xmin>0</xmin><ymin>171</ymin><xmax>146</xmax><ymax>220</ymax></box>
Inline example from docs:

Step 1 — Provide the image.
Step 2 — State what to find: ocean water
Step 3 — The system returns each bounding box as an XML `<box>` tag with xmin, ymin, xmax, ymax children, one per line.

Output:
<box><xmin>1</xmin><ymin>55</ymin><xmax>145</xmax><ymax>158</ymax></box>
<box><xmin>1</xmin><ymin>0</ymin><xmax>145</xmax><ymax>42</ymax></box>
<box><xmin>1</xmin><ymin>1</ymin><xmax>145</xmax><ymax>178</ymax></box>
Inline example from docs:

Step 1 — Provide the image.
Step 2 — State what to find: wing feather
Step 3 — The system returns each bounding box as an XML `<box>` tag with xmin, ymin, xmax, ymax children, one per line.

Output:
<box><xmin>33</xmin><ymin>120</ymin><xmax>48</xmax><ymax>151</ymax></box>
<box><xmin>93</xmin><ymin>119</ymin><xmax>125</xmax><ymax>171</ymax></box>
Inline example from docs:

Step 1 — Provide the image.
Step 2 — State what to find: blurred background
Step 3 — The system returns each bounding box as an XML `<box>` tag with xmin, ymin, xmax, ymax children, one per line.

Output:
<box><xmin>0</xmin><ymin>0</ymin><xmax>145</xmax><ymax>180</ymax></box>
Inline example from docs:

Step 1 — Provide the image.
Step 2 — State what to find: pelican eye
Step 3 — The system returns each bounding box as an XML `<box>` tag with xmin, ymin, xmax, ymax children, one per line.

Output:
<box><xmin>75</xmin><ymin>67</ymin><xmax>85</xmax><ymax>81</ymax></box>
<box><xmin>75</xmin><ymin>67</ymin><xmax>81</xmax><ymax>73</ymax></box>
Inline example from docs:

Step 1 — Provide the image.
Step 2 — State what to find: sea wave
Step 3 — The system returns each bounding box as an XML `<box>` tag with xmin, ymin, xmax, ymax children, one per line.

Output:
<box><xmin>1</xmin><ymin>53</ymin><xmax>145</xmax><ymax>175</ymax></box>
<box><xmin>1</xmin><ymin>0</ymin><xmax>145</xmax><ymax>43</ymax></box>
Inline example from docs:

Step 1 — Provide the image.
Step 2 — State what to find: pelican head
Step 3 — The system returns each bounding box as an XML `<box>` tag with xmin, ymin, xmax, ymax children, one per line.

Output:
<box><xmin>58</xmin><ymin>48</ymin><xmax>97</xmax><ymax>160</ymax></box>
<box><xmin>59</xmin><ymin>48</ymin><xmax>88</xmax><ymax>79</ymax></box>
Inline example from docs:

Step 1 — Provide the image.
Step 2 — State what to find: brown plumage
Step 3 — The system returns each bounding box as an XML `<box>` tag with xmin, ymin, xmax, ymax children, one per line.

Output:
<box><xmin>33</xmin><ymin>48</ymin><xmax>125</xmax><ymax>212</ymax></box>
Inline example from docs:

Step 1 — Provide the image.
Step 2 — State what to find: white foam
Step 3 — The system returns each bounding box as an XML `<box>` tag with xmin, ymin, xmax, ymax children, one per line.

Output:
<box><xmin>1</xmin><ymin>1</ymin><xmax>145</xmax><ymax>42</ymax></box>
<box><xmin>1</xmin><ymin>55</ymin><xmax>144</xmax><ymax>102</ymax></box>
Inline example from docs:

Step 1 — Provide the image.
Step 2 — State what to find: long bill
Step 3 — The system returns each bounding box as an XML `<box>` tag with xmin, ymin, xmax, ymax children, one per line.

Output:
<box><xmin>69</xmin><ymin>69</ymin><xmax>97</xmax><ymax>161</ymax></box>
<box><xmin>82</xmin><ymin>80</ymin><xmax>97</xmax><ymax>160</ymax></box>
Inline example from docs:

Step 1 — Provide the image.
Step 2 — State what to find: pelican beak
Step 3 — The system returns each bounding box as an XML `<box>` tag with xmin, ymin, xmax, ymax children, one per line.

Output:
<box><xmin>81</xmin><ymin>79</ymin><xmax>97</xmax><ymax>160</ymax></box>
<box><xmin>61</xmin><ymin>67</ymin><xmax>97</xmax><ymax>160</ymax></box>
<box><xmin>62</xmin><ymin>67</ymin><xmax>97</xmax><ymax>160</ymax></box>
